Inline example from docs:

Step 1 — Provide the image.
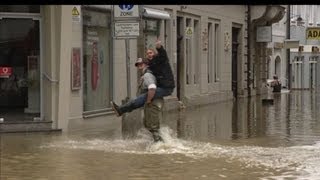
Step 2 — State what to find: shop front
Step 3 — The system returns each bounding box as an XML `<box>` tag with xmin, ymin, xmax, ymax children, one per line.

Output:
<box><xmin>0</xmin><ymin>5</ymin><xmax>42</xmax><ymax>122</ymax></box>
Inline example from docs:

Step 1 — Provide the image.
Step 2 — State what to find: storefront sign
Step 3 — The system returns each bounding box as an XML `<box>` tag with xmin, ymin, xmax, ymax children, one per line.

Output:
<box><xmin>114</xmin><ymin>22</ymin><xmax>140</xmax><ymax>37</ymax></box>
<box><xmin>71</xmin><ymin>48</ymin><xmax>81</xmax><ymax>90</ymax></box>
<box><xmin>0</xmin><ymin>67</ymin><xmax>12</xmax><ymax>78</ymax></box>
<box><xmin>72</xmin><ymin>6</ymin><xmax>81</xmax><ymax>23</ymax></box>
<box><xmin>306</xmin><ymin>27</ymin><xmax>320</xmax><ymax>40</ymax></box>
<box><xmin>114</xmin><ymin>5</ymin><xmax>139</xmax><ymax>19</ymax></box>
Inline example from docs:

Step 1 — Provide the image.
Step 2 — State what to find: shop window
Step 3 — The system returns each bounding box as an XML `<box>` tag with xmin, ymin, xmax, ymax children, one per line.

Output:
<box><xmin>208</xmin><ymin>21</ymin><xmax>220</xmax><ymax>83</ymax></box>
<box><xmin>82</xmin><ymin>9</ymin><xmax>111</xmax><ymax>112</ymax></box>
<box><xmin>208</xmin><ymin>22</ymin><xmax>213</xmax><ymax>83</ymax></box>
<box><xmin>186</xmin><ymin>18</ymin><xmax>192</xmax><ymax>85</ymax></box>
<box><xmin>214</xmin><ymin>23</ymin><xmax>220</xmax><ymax>82</ymax></box>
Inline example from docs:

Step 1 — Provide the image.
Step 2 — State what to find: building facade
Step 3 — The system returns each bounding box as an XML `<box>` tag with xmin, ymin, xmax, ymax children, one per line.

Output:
<box><xmin>0</xmin><ymin>5</ymin><xmax>284</xmax><ymax>132</ymax></box>
<box><xmin>290</xmin><ymin>5</ymin><xmax>320</xmax><ymax>90</ymax></box>
<box><xmin>267</xmin><ymin>12</ymin><xmax>287</xmax><ymax>87</ymax></box>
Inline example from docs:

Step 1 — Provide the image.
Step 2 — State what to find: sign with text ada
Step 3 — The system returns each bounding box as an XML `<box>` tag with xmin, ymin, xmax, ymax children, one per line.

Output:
<box><xmin>114</xmin><ymin>5</ymin><xmax>139</xmax><ymax>18</ymax></box>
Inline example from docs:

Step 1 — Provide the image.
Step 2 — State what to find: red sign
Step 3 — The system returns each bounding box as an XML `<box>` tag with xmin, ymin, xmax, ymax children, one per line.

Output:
<box><xmin>0</xmin><ymin>67</ymin><xmax>12</xmax><ymax>78</ymax></box>
<box><xmin>71</xmin><ymin>48</ymin><xmax>81</xmax><ymax>90</ymax></box>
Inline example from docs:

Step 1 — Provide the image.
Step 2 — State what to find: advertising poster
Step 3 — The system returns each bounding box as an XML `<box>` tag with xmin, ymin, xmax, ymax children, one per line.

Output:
<box><xmin>72</xmin><ymin>48</ymin><xmax>81</xmax><ymax>90</ymax></box>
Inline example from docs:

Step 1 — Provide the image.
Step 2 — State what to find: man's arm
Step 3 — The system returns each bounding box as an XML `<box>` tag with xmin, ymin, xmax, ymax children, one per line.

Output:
<box><xmin>151</xmin><ymin>40</ymin><xmax>169</xmax><ymax>65</ymax></box>
<box><xmin>147</xmin><ymin>87</ymin><xmax>156</xmax><ymax>104</ymax></box>
<box><xmin>144</xmin><ymin>72</ymin><xmax>157</xmax><ymax>104</ymax></box>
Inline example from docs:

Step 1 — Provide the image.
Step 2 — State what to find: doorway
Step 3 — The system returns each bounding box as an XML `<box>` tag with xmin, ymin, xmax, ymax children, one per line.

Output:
<box><xmin>275</xmin><ymin>56</ymin><xmax>281</xmax><ymax>77</ymax></box>
<box><xmin>0</xmin><ymin>17</ymin><xmax>41</xmax><ymax>121</ymax></box>
<box><xmin>232</xmin><ymin>27</ymin><xmax>240</xmax><ymax>98</ymax></box>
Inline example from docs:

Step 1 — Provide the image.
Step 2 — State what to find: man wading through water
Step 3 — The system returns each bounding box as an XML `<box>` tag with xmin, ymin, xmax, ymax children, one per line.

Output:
<box><xmin>110</xmin><ymin>39</ymin><xmax>175</xmax><ymax>117</ymax></box>
<box><xmin>136</xmin><ymin>58</ymin><xmax>164</xmax><ymax>142</ymax></box>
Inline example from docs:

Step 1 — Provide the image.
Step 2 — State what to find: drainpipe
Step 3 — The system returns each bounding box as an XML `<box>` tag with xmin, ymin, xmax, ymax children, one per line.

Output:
<box><xmin>286</xmin><ymin>5</ymin><xmax>291</xmax><ymax>89</ymax></box>
<box><xmin>247</xmin><ymin>5</ymin><xmax>251</xmax><ymax>97</ymax></box>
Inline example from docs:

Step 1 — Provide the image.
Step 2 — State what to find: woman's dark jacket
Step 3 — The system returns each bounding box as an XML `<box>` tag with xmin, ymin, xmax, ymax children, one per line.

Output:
<box><xmin>148</xmin><ymin>46</ymin><xmax>175</xmax><ymax>89</ymax></box>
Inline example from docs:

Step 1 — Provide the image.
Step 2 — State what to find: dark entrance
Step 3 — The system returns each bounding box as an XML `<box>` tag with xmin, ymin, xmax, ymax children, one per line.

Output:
<box><xmin>232</xmin><ymin>27</ymin><xmax>240</xmax><ymax>98</ymax></box>
<box><xmin>176</xmin><ymin>16</ymin><xmax>183</xmax><ymax>100</ymax></box>
<box><xmin>0</xmin><ymin>17</ymin><xmax>41</xmax><ymax>121</ymax></box>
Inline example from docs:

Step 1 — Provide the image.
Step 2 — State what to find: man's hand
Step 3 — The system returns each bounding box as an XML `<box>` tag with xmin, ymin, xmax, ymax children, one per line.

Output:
<box><xmin>156</xmin><ymin>39</ymin><xmax>162</xmax><ymax>49</ymax></box>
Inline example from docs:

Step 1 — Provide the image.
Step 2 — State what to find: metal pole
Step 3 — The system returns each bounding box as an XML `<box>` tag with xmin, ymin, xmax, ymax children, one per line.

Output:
<box><xmin>286</xmin><ymin>5</ymin><xmax>291</xmax><ymax>89</ymax></box>
<box><xmin>125</xmin><ymin>39</ymin><xmax>131</xmax><ymax>99</ymax></box>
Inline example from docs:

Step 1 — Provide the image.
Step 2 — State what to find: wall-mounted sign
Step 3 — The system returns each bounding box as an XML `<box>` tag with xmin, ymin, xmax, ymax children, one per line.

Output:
<box><xmin>185</xmin><ymin>27</ymin><xmax>193</xmax><ymax>38</ymax></box>
<box><xmin>114</xmin><ymin>22</ymin><xmax>140</xmax><ymax>38</ymax></box>
<box><xmin>256</xmin><ymin>26</ymin><xmax>272</xmax><ymax>42</ymax></box>
<box><xmin>145</xmin><ymin>20</ymin><xmax>158</xmax><ymax>32</ymax></box>
<box><xmin>114</xmin><ymin>5</ymin><xmax>139</xmax><ymax>19</ymax></box>
<box><xmin>72</xmin><ymin>6</ymin><xmax>81</xmax><ymax>23</ymax></box>
<box><xmin>306</xmin><ymin>27</ymin><xmax>320</xmax><ymax>40</ymax></box>
<box><xmin>224</xmin><ymin>32</ymin><xmax>230</xmax><ymax>51</ymax></box>
<box><xmin>0</xmin><ymin>67</ymin><xmax>12</xmax><ymax>78</ymax></box>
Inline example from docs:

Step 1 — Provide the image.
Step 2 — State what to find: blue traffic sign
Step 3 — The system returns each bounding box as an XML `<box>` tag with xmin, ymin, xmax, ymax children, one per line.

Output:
<box><xmin>118</xmin><ymin>5</ymin><xmax>134</xmax><ymax>11</ymax></box>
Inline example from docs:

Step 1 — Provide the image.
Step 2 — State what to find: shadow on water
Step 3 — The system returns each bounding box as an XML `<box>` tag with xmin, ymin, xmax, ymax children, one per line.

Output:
<box><xmin>2</xmin><ymin>91</ymin><xmax>320</xmax><ymax>179</ymax></box>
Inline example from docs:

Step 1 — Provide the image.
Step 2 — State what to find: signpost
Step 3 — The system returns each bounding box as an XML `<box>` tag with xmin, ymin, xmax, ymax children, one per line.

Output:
<box><xmin>113</xmin><ymin>5</ymin><xmax>140</xmax><ymax>100</ymax></box>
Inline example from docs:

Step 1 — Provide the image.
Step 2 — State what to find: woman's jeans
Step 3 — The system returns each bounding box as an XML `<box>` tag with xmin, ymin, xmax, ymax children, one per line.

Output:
<box><xmin>119</xmin><ymin>87</ymin><xmax>173</xmax><ymax>114</ymax></box>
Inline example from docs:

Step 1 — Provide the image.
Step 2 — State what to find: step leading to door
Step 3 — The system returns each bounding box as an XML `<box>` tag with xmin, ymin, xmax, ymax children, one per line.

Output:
<box><xmin>0</xmin><ymin>121</ymin><xmax>61</xmax><ymax>133</ymax></box>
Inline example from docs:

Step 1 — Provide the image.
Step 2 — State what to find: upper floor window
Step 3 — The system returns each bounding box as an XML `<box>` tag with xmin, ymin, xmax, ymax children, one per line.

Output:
<box><xmin>0</xmin><ymin>5</ymin><xmax>40</xmax><ymax>13</ymax></box>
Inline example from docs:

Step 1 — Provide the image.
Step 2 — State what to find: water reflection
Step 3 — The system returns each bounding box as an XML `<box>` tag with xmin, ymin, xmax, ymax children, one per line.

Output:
<box><xmin>2</xmin><ymin>91</ymin><xmax>320</xmax><ymax>179</ymax></box>
<box><xmin>174</xmin><ymin>91</ymin><xmax>320</xmax><ymax>147</ymax></box>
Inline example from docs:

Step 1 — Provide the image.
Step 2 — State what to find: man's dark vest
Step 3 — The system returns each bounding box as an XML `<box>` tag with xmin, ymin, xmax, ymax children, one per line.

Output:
<box><xmin>137</xmin><ymin>69</ymin><xmax>154</xmax><ymax>95</ymax></box>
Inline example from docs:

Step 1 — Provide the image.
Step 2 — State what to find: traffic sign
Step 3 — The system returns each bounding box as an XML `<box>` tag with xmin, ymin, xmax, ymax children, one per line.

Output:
<box><xmin>114</xmin><ymin>5</ymin><xmax>139</xmax><ymax>19</ymax></box>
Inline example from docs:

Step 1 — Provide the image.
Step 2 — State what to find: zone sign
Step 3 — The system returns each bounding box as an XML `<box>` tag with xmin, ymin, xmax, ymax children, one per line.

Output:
<box><xmin>114</xmin><ymin>5</ymin><xmax>139</xmax><ymax>18</ymax></box>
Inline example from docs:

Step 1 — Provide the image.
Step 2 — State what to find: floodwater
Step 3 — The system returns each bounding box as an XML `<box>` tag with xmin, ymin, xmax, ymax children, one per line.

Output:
<box><xmin>1</xmin><ymin>91</ymin><xmax>320</xmax><ymax>179</ymax></box>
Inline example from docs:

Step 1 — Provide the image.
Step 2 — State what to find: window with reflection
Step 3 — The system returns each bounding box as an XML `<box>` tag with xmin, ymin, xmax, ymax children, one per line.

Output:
<box><xmin>82</xmin><ymin>8</ymin><xmax>111</xmax><ymax>112</ymax></box>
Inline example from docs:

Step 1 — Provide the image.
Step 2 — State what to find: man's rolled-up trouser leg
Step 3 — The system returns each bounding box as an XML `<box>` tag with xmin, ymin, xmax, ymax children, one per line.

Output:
<box><xmin>143</xmin><ymin>98</ymin><xmax>164</xmax><ymax>141</ymax></box>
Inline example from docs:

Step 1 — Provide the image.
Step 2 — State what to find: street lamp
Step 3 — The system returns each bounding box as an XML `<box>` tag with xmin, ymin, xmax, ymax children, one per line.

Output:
<box><xmin>291</xmin><ymin>15</ymin><xmax>303</xmax><ymax>26</ymax></box>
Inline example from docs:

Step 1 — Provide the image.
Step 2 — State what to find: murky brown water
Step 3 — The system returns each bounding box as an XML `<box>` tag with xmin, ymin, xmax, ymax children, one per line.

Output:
<box><xmin>1</xmin><ymin>91</ymin><xmax>320</xmax><ymax>179</ymax></box>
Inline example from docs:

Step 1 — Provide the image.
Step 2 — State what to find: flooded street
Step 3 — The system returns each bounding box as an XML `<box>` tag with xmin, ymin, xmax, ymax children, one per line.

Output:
<box><xmin>2</xmin><ymin>91</ymin><xmax>320</xmax><ymax>179</ymax></box>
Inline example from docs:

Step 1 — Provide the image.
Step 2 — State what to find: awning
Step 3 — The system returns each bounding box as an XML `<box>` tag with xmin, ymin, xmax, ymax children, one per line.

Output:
<box><xmin>143</xmin><ymin>7</ymin><xmax>171</xmax><ymax>20</ymax></box>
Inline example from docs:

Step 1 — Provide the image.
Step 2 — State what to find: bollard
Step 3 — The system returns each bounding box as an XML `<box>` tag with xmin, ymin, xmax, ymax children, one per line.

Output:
<box><xmin>121</xmin><ymin>98</ymin><xmax>143</xmax><ymax>139</ymax></box>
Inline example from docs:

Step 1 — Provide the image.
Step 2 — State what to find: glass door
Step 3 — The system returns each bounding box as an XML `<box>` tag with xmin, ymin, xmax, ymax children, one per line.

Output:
<box><xmin>0</xmin><ymin>17</ymin><xmax>41</xmax><ymax>121</ymax></box>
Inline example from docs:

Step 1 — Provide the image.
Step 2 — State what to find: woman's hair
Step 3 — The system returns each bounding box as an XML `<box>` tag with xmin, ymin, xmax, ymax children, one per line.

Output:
<box><xmin>146</xmin><ymin>48</ymin><xmax>158</xmax><ymax>55</ymax></box>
